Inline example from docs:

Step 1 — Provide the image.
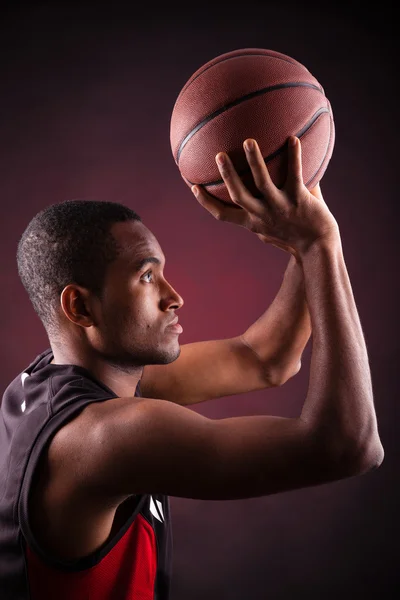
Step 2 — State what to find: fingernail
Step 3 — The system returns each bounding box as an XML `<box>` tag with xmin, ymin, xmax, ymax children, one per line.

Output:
<box><xmin>244</xmin><ymin>139</ymin><xmax>254</xmax><ymax>151</ymax></box>
<box><xmin>192</xmin><ymin>186</ymin><xmax>199</xmax><ymax>196</ymax></box>
<box><xmin>216</xmin><ymin>153</ymin><xmax>226</xmax><ymax>165</ymax></box>
<box><xmin>289</xmin><ymin>136</ymin><xmax>298</xmax><ymax>146</ymax></box>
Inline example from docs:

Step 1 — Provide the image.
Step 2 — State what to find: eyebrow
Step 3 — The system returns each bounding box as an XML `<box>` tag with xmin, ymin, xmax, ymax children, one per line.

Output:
<box><xmin>132</xmin><ymin>256</ymin><xmax>163</xmax><ymax>273</ymax></box>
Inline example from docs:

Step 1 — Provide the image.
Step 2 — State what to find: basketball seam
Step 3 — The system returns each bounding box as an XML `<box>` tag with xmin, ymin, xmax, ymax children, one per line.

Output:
<box><xmin>176</xmin><ymin>82</ymin><xmax>325</xmax><ymax>163</ymax></box>
<box><xmin>176</xmin><ymin>50</ymin><xmax>304</xmax><ymax>99</ymax></box>
<box><xmin>304</xmin><ymin>111</ymin><xmax>334</xmax><ymax>188</ymax></box>
<box><xmin>185</xmin><ymin>107</ymin><xmax>330</xmax><ymax>188</ymax></box>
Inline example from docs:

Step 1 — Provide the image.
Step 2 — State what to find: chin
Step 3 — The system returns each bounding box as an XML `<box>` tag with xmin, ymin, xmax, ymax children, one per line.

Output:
<box><xmin>140</xmin><ymin>342</ymin><xmax>181</xmax><ymax>366</ymax></box>
<box><xmin>156</xmin><ymin>343</ymin><xmax>181</xmax><ymax>365</ymax></box>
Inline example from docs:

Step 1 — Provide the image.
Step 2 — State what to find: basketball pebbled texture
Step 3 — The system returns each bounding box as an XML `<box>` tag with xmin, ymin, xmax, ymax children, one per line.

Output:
<box><xmin>170</xmin><ymin>48</ymin><xmax>335</xmax><ymax>204</ymax></box>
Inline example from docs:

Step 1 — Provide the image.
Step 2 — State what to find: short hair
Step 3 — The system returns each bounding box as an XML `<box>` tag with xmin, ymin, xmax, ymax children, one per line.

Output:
<box><xmin>16</xmin><ymin>199</ymin><xmax>142</xmax><ymax>340</ymax></box>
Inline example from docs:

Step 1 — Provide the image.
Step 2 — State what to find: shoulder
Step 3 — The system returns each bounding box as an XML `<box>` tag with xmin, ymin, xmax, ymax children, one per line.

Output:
<box><xmin>28</xmin><ymin>399</ymin><xmax>130</xmax><ymax>561</ymax></box>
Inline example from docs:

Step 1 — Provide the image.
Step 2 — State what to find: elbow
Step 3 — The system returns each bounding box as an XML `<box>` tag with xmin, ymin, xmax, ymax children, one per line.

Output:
<box><xmin>272</xmin><ymin>360</ymin><xmax>302</xmax><ymax>387</ymax></box>
<box><xmin>352</xmin><ymin>439</ymin><xmax>385</xmax><ymax>474</ymax></box>
<box><xmin>330</xmin><ymin>437</ymin><xmax>385</xmax><ymax>478</ymax></box>
<box><xmin>308</xmin><ymin>423</ymin><xmax>385</xmax><ymax>480</ymax></box>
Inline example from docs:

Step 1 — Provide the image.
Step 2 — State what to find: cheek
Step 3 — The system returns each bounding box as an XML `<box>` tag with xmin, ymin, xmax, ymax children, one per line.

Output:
<box><xmin>101</xmin><ymin>285</ymin><xmax>134</xmax><ymax>325</ymax></box>
<box><xmin>127</xmin><ymin>289</ymin><xmax>160</xmax><ymax>327</ymax></box>
<box><xmin>136</xmin><ymin>303</ymin><xmax>159</xmax><ymax>327</ymax></box>
<box><xmin>105</xmin><ymin>279</ymin><xmax>160</xmax><ymax>328</ymax></box>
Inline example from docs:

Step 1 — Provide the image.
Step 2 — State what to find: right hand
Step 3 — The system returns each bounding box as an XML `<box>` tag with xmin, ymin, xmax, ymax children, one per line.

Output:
<box><xmin>193</xmin><ymin>136</ymin><xmax>339</xmax><ymax>255</ymax></box>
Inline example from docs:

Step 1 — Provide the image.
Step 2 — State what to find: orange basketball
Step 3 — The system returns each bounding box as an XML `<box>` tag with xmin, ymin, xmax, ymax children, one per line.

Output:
<box><xmin>170</xmin><ymin>48</ymin><xmax>335</xmax><ymax>204</ymax></box>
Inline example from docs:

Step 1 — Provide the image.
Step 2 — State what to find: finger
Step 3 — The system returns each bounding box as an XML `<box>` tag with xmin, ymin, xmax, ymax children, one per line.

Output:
<box><xmin>271</xmin><ymin>241</ymin><xmax>298</xmax><ymax>256</ymax></box>
<box><xmin>284</xmin><ymin>136</ymin><xmax>304</xmax><ymax>191</ymax></box>
<box><xmin>215</xmin><ymin>152</ymin><xmax>263</xmax><ymax>214</ymax></box>
<box><xmin>255</xmin><ymin>232</ymin><xmax>297</xmax><ymax>255</ymax></box>
<box><xmin>243</xmin><ymin>138</ymin><xmax>276</xmax><ymax>196</ymax></box>
<box><xmin>192</xmin><ymin>185</ymin><xmax>250</xmax><ymax>227</ymax></box>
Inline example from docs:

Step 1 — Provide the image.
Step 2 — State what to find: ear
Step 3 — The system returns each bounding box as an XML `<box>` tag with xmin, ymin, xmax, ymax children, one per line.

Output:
<box><xmin>60</xmin><ymin>285</ymin><xmax>96</xmax><ymax>328</ymax></box>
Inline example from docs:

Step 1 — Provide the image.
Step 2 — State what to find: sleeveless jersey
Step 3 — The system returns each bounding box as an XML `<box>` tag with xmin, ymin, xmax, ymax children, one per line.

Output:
<box><xmin>0</xmin><ymin>348</ymin><xmax>173</xmax><ymax>600</ymax></box>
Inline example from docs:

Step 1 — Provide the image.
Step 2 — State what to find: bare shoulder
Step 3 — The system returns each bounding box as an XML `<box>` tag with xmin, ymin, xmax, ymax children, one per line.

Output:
<box><xmin>28</xmin><ymin>400</ymin><xmax>133</xmax><ymax>561</ymax></box>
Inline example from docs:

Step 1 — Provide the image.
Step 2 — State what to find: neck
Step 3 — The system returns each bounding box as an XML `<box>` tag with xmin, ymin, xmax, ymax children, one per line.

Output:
<box><xmin>50</xmin><ymin>347</ymin><xmax>143</xmax><ymax>398</ymax></box>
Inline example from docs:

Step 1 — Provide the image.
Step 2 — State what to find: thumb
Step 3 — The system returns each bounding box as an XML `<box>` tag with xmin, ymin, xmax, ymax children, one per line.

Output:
<box><xmin>310</xmin><ymin>182</ymin><xmax>324</xmax><ymax>201</ymax></box>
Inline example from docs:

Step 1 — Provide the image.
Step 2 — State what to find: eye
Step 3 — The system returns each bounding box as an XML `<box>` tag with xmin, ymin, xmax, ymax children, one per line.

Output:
<box><xmin>141</xmin><ymin>270</ymin><xmax>153</xmax><ymax>283</ymax></box>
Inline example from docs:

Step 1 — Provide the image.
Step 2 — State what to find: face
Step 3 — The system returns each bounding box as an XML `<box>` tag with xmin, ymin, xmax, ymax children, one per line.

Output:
<box><xmin>86</xmin><ymin>220</ymin><xmax>184</xmax><ymax>371</ymax></box>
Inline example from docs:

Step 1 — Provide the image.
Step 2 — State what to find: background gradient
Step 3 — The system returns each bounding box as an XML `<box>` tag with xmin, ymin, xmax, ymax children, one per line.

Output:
<box><xmin>0</xmin><ymin>2</ymin><xmax>397</xmax><ymax>599</ymax></box>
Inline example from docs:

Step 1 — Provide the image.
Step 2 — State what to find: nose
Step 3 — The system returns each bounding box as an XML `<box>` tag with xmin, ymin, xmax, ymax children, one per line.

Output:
<box><xmin>160</xmin><ymin>279</ymin><xmax>184</xmax><ymax>311</ymax></box>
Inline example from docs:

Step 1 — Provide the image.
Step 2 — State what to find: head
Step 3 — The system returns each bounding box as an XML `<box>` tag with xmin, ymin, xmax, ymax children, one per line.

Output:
<box><xmin>17</xmin><ymin>199</ymin><xmax>184</xmax><ymax>372</ymax></box>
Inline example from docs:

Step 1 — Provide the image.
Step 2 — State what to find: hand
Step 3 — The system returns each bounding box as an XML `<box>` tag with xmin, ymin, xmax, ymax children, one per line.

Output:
<box><xmin>192</xmin><ymin>137</ymin><xmax>339</xmax><ymax>256</ymax></box>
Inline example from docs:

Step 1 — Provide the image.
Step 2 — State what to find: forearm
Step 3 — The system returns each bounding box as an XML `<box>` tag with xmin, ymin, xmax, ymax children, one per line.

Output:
<box><xmin>299</xmin><ymin>233</ymin><xmax>384</xmax><ymax>468</ymax></box>
<box><xmin>242</xmin><ymin>254</ymin><xmax>311</xmax><ymax>384</ymax></box>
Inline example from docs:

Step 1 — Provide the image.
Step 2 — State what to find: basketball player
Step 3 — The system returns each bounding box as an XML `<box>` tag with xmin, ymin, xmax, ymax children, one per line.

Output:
<box><xmin>0</xmin><ymin>137</ymin><xmax>384</xmax><ymax>599</ymax></box>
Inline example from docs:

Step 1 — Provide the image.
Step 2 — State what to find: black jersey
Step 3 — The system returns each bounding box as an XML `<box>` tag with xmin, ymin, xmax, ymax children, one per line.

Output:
<box><xmin>0</xmin><ymin>348</ymin><xmax>173</xmax><ymax>599</ymax></box>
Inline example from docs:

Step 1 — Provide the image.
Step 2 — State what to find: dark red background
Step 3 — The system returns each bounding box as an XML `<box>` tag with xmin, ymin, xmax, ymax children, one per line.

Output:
<box><xmin>0</xmin><ymin>2</ymin><xmax>397</xmax><ymax>599</ymax></box>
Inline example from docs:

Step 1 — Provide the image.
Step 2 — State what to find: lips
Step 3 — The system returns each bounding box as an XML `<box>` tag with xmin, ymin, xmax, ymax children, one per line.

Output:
<box><xmin>165</xmin><ymin>322</ymin><xmax>183</xmax><ymax>334</ymax></box>
<box><xmin>164</xmin><ymin>316</ymin><xmax>183</xmax><ymax>334</ymax></box>
<box><xmin>167</xmin><ymin>316</ymin><xmax>179</xmax><ymax>327</ymax></box>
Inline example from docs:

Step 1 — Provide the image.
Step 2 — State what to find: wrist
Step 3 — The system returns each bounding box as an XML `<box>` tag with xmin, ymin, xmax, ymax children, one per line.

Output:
<box><xmin>283</xmin><ymin>254</ymin><xmax>303</xmax><ymax>281</ymax></box>
<box><xmin>297</xmin><ymin>227</ymin><xmax>342</xmax><ymax>261</ymax></box>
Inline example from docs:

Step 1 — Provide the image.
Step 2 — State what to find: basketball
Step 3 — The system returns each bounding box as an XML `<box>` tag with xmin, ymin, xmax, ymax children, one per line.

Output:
<box><xmin>170</xmin><ymin>48</ymin><xmax>335</xmax><ymax>204</ymax></box>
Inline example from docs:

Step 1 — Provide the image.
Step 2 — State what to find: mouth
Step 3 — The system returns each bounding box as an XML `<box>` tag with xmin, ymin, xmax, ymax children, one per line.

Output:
<box><xmin>165</xmin><ymin>316</ymin><xmax>183</xmax><ymax>334</ymax></box>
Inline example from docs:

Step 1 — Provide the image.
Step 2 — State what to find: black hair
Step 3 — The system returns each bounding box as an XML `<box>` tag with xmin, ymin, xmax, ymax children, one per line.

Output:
<box><xmin>16</xmin><ymin>199</ymin><xmax>142</xmax><ymax>340</ymax></box>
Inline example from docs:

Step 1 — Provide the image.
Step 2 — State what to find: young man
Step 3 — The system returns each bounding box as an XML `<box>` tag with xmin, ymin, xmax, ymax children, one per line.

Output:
<box><xmin>0</xmin><ymin>137</ymin><xmax>384</xmax><ymax>599</ymax></box>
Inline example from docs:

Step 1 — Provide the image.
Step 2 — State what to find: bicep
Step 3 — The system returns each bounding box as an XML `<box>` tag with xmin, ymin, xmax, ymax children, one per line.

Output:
<box><xmin>78</xmin><ymin>396</ymin><xmax>345</xmax><ymax>504</ymax></box>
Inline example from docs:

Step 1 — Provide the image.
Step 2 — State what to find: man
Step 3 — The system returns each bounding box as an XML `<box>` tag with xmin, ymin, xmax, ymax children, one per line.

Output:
<box><xmin>0</xmin><ymin>136</ymin><xmax>384</xmax><ymax>599</ymax></box>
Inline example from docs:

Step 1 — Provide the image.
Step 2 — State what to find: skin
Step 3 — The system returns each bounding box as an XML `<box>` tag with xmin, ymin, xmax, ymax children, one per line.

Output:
<box><xmin>49</xmin><ymin>196</ymin><xmax>312</xmax><ymax>405</ymax></box>
<box><xmin>50</xmin><ymin>221</ymin><xmax>185</xmax><ymax>399</ymax></box>
<box><xmin>30</xmin><ymin>136</ymin><xmax>384</xmax><ymax>564</ymax></box>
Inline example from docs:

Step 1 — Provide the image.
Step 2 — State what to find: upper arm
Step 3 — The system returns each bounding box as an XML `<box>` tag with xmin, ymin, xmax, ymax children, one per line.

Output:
<box><xmin>139</xmin><ymin>336</ymin><xmax>276</xmax><ymax>406</ymax></box>
<box><xmin>68</xmin><ymin>395</ymin><xmax>358</xmax><ymax>505</ymax></box>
